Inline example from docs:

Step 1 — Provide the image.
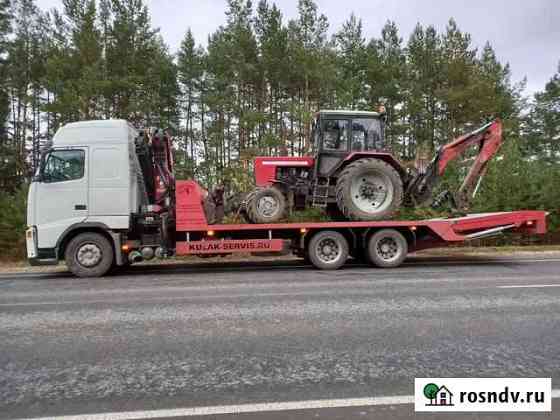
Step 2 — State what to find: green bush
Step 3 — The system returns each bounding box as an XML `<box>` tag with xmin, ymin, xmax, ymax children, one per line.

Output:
<box><xmin>0</xmin><ymin>186</ymin><xmax>28</xmax><ymax>260</ymax></box>
<box><xmin>472</xmin><ymin>138</ymin><xmax>560</xmax><ymax>232</ymax></box>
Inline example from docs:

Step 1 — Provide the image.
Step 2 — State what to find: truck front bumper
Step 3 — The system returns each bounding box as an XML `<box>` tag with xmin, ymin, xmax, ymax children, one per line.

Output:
<box><xmin>26</xmin><ymin>226</ymin><xmax>59</xmax><ymax>266</ymax></box>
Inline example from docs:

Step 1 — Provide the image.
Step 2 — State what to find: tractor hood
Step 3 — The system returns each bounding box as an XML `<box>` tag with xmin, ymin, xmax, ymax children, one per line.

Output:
<box><xmin>254</xmin><ymin>156</ymin><xmax>314</xmax><ymax>187</ymax></box>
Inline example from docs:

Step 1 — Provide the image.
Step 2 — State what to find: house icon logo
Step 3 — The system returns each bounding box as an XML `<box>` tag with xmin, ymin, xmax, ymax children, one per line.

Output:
<box><xmin>423</xmin><ymin>383</ymin><xmax>454</xmax><ymax>406</ymax></box>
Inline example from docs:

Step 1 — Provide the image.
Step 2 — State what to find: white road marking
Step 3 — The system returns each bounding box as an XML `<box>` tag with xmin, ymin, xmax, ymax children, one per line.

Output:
<box><xmin>405</xmin><ymin>257</ymin><xmax>560</xmax><ymax>266</ymax></box>
<box><xmin>498</xmin><ymin>284</ymin><xmax>560</xmax><ymax>289</ymax></box>
<box><xmin>17</xmin><ymin>396</ymin><xmax>414</xmax><ymax>420</ymax></box>
<box><xmin>16</xmin><ymin>390</ymin><xmax>560</xmax><ymax>420</ymax></box>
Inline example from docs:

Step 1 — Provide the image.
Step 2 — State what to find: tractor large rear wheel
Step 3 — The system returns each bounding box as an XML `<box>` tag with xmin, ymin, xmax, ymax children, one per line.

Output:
<box><xmin>335</xmin><ymin>158</ymin><xmax>403</xmax><ymax>221</ymax></box>
<box><xmin>245</xmin><ymin>186</ymin><xmax>287</xmax><ymax>224</ymax></box>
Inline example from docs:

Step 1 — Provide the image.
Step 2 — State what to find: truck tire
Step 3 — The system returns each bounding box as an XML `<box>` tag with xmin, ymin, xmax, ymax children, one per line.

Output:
<box><xmin>366</xmin><ymin>229</ymin><xmax>408</xmax><ymax>268</ymax></box>
<box><xmin>246</xmin><ymin>186</ymin><xmax>287</xmax><ymax>224</ymax></box>
<box><xmin>336</xmin><ymin>158</ymin><xmax>403</xmax><ymax>221</ymax></box>
<box><xmin>65</xmin><ymin>232</ymin><xmax>114</xmax><ymax>277</ymax></box>
<box><xmin>307</xmin><ymin>230</ymin><xmax>349</xmax><ymax>270</ymax></box>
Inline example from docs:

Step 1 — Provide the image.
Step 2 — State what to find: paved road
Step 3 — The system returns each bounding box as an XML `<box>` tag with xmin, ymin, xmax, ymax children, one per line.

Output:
<box><xmin>1</xmin><ymin>255</ymin><xmax>560</xmax><ymax>419</ymax></box>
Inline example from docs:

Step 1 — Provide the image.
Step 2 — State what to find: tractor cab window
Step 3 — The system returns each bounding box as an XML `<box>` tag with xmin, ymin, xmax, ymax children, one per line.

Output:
<box><xmin>323</xmin><ymin>119</ymin><xmax>348</xmax><ymax>151</ymax></box>
<box><xmin>352</xmin><ymin>118</ymin><xmax>383</xmax><ymax>151</ymax></box>
<box><xmin>310</xmin><ymin>118</ymin><xmax>320</xmax><ymax>155</ymax></box>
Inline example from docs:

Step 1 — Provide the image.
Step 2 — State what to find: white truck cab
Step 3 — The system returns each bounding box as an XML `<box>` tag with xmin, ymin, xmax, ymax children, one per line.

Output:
<box><xmin>26</xmin><ymin>120</ymin><xmax>151</xmax><ymax>275</ymax></box>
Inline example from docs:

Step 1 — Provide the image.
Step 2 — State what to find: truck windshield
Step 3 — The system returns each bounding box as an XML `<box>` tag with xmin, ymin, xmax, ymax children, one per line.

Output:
<box><xmin>351</xmin><ymin>118</ymin><xmax>383</xmax><ymax>151</ymax></box>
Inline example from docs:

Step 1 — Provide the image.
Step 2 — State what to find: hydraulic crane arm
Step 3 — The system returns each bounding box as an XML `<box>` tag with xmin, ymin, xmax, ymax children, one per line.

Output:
<box><xmin>136</xmin><ymin>128</ymin><xmax>175</xmax><ymax>208</ymax></box>
<box><xmin>406</xmin><ymin>119</ymin><xmax>503</xmax><ymax>211</ymax></box>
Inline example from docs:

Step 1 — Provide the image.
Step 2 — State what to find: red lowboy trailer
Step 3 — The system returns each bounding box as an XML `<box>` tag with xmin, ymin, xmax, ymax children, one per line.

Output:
<box><xmin>174</xmin><ymin>180</ymin><xmax>547</xmax><ymax>270</ymax></box>
<box><xmin>26</xmin><ymin>120</ymin><xmax>548</xmax><ymax>277</ymax></box>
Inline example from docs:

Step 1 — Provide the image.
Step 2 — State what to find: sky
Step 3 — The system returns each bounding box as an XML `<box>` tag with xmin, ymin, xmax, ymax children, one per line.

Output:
<box><xmin>35</xmin><ymin>0</ymin><xmax>560</xmax><ymax>96</ymax></box>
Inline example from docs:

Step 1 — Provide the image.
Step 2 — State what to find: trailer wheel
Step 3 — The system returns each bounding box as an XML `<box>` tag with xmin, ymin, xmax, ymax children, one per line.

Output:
<box><xmin>308</xmin><ymin>230</ymin><xmax>349</xmax><ymax>270</ymax></box>
<box><xmin>246</xmin><ymin>186</ymin><xmax>287</xmax><ymax>224</ymax></box>
<box><xmin>65</xmin><ymin>232</ymin><xmax>114</xmax><ymax>277</ymax></box>
<box><xmin>367</xmin><ymin>229</ymin><xmax>408</xmax><ymax>268</ymax></box>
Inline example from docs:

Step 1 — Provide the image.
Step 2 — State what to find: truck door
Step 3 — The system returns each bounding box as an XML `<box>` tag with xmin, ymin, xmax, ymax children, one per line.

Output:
<box><xmin>34</xmin><ymin>147</ymin><xmax>89</xmax><ymax>249</ymax></box>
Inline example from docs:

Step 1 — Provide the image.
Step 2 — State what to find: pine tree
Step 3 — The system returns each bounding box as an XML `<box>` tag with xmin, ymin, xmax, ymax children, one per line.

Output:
<box><xmin>254</xmin><ymin>0</ymin><xmax>289</xmax><ymax>154</ymax></box>
<box><xmin>145</xmin><ymin>38</ymin><xmax>179</xmax><ymax>128</ymax></box>
<box><xmin>439</xmin><ymin>18</ymin><xmax>478</xmax><ymax>137</ymax></box>
<box><xmin>367</xmin><ymin>21</ymin><xmax>406</xmax><ymax>152</ymax></box>
<box><xmin>525</xmin><ymin>63</ymin><xmax>560</xmax><ymax>163</ymax></box>
<box><xmin>226</xmin><ymin>0</ymin><xmax>259</xmax><ymax>160</ymax></box>
<box><xmin>46</xmin><ymin>0</ymin><xmax>104</xmax><ymax>120</ymax></box>
<box><xmin>0</xmin><ymin>0</ymin><xmax>11</xmax><ymax>138</ymax></box>
<box><xmin>5</xmin><ymin>0</ymin><xmax>46</xmax><ymax>188</ymax></box>
<box><xmin>287</xmin><ymin>0</ymin><xmax>330</xmax><ymax>152</ymax></box>
<box><xmin>477</xmin><ymin>42</ymin><xmax>518</xmax><ymax>120</ymax></box>
<box><xmin>103</xmin><ymin>0</ymin><xmax>159</xmax><ymax>122</ymax></box>
<box><xmin>0</xmin><ymin>0</ymin><xmax>12</xmax><ymax>192</ymax></box>
<box><xmin>405</xmin><ymin>24</ymin><xmax>443</xmax><ymax>155</ymax></box>
<box><xmin>177</xmin><ymin>28</ymin><xmax>203</xmax><ymax>174</ymax></box>
<box><xmin>334</xmin><ymin>13</ymin><xmax>366</xmax><ymax>109</ymax></box>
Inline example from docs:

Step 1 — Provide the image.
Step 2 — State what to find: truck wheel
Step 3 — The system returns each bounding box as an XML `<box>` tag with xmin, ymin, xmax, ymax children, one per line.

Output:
<box><xmin>246</xmin><ymin>186</ymin><xmax>287</xmax><ymax>224</ymax></box>
<box><xmin>308</xmin><ymin>230</ymin><xmax>348</xmax><ymax>270</ymax></box>
<box><xmin>336</xmin><ymin>158</ymin><xmax>403</xmax><ymax>221</ymax></box>
<box><xmin>65</xmin><ymin>232</ymin><xmax>114</xmax><ymax>277</ymax></box>
<box><xmin>367</xmin><ymin>229</ymin><xmax>408</xmax><ymax>268</ymax></box>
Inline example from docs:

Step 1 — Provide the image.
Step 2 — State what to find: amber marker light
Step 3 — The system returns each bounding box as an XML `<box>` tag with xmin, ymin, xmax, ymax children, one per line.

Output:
<box><xmin>207</xmin><ymin>230</ymin><xmax>215</xmax><ymax>236</ymax></box>
<box><xmin>121</xmin><ymin>244</ymin><xmax>130</xmax><ymax>252</ymax></box>
<box><xmin>300</xmin><ymin>228</ymin><xmax>307</xmax><ymax>234</ymax></box>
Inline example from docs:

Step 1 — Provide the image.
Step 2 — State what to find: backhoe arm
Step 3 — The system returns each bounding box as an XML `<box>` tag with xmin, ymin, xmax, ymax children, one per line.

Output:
<box><xmin>406</xmin><ymin>119</ymin><xmax>503</xmax><ymax>211</ymax></box>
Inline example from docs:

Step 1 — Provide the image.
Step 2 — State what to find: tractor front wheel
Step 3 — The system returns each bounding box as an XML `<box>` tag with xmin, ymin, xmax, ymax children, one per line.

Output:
<box><xmin>335</xmin><ymin>158</ymin><xmax>403</xmax><ymax>221</ymax></box>
<box><xmin>245</xmin><ymin>186</ymin><xmax>287</xmax><ymax>224</ymax></box>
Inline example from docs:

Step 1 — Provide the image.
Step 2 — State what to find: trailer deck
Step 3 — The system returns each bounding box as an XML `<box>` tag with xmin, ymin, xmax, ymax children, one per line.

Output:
<box><xmin>174</xmin><ymin>181</ymin><xmax>547</xmax><ymax>267</ymax></box>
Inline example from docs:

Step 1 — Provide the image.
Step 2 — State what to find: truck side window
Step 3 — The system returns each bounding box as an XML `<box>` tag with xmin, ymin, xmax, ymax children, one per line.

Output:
<box><xmin>323</xmin><ymin>120</ymin><xmax>348</xmax><ymax>151</ymax></box>
<box><xmin>43</xmin><ymin>150</ymin><xmax>85</xmax><ymax>183</ymax></box>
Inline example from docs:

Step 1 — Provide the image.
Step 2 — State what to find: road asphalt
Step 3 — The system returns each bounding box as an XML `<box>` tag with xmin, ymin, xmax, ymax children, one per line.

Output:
<box><xmin>1</xmin><ymin>254</ymin><xmax>559</xmax><ymax>419</ymax></box>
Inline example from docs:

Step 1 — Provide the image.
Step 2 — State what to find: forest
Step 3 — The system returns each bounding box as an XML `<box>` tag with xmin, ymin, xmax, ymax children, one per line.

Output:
<box><xmin>0</xmin><ymin>0</ymin><xmax>559</xmax><ymax>258</ymax></box>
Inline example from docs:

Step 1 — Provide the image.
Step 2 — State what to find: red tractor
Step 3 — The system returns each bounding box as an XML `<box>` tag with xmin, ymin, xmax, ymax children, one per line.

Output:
<box><xmin>242</xmin><ymin>109</ymin><xmax>503</xmax><ymax>223</ymax></box>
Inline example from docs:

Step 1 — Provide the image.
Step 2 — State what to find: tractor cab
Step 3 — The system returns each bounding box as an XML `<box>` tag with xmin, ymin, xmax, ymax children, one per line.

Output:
<box><xmin>311</xmin><ymin>110</ymin><xmax>386</xmax><ymax>177</ymax></box>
